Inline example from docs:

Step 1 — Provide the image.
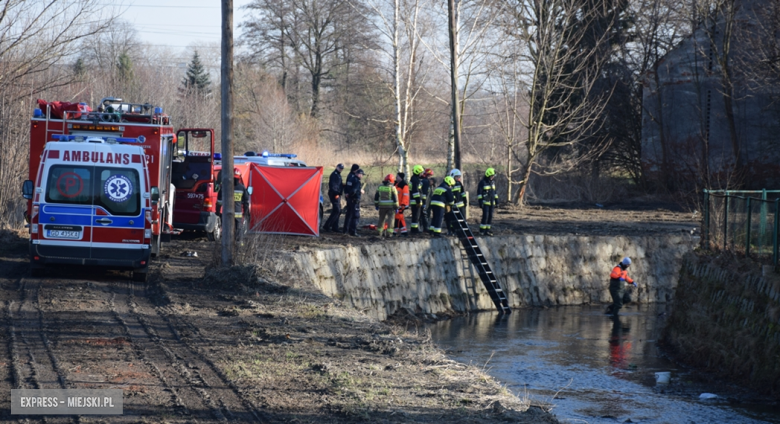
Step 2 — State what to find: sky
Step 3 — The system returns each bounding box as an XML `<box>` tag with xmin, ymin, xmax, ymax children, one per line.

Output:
<box><xmin>112</xmin><ymin>0</ymin><xmax>253</xmax><ymax>53</ymax></box>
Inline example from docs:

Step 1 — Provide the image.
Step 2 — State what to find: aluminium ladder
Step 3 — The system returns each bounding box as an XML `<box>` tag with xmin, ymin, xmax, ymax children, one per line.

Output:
<box><xmin>448</xmin><ymin>206</ymin><xmax>511</xmax><ymax>314</ymax></box>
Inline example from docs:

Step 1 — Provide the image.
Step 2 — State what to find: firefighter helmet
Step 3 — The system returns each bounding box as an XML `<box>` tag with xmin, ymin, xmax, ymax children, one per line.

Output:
<box><xmin>444</xmin><ymin>176</ymin><xmax>455</xmax><ymax>186</ymax></box>
<box><xmin>485</xmin><ymin>167</ymin><xmax>496</xmax><ymax>177</ymax></box>
<box><xmin>233</xmin><ymin>168</ymin><xmax>242</xmax><ymax>179</ymax></box>
<box><xmin>449</xmin><ymin>168</ymin><xmax>461</xmax><ymax>178</ymax></box>
<box><xmin>423</xmin><ymin>168</ymin><xmax>434</xmax><ymax>178</ymax></box>
<box><xmin>384</xmin><ymin>174</ymin><xmax>395</xmax><ymax>183</ymax></box>
<box><xmin>413</xmin><ymin>165</ymin><xmax>424</xmax><ymax>175</ymax></box>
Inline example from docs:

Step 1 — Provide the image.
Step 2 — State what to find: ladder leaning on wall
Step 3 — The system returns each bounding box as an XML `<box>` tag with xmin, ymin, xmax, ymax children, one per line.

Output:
<box><xmin>448</xmin><ymin>205</ymin><xmax>511</xmax><ymax>314</ymax></box>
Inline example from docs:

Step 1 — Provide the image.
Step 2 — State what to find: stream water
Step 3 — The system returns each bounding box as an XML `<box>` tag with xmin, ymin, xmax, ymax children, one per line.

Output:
<box><xmin>429</xmin><ymin>304</ymin><xmax>780</xmax><ymax>423</ymax></box>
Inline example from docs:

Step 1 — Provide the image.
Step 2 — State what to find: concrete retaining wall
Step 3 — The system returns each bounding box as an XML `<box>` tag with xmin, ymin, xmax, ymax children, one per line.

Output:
<box><xmin>287</xmin><ymin>235</ymin><xmax>696</xmax><ymax>320</ymax></box>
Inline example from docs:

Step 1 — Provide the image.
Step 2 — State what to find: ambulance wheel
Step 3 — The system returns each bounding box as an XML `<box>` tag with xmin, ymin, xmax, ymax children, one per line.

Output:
<box><xmin>207</xmin><ymin>217</ymin><xmax>222</xmax><ymax>242</ymax></box>
<box><xmin>132</xmin><ymin>270</ymin><xmax>148</xmax><ymax>283</ymax></box>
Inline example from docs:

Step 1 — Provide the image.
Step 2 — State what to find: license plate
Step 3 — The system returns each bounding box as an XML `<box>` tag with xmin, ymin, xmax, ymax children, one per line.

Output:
<box><xmin>46</xmin><ymin>230</ymin><xmax>81</xmax><ymax>239</ymax></box>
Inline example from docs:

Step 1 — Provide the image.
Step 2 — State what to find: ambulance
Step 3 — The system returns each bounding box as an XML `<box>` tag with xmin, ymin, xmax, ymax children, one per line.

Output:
<box><xmin>23</xmin><ymin>136</ymin><xmax>155</xmax><ymax>281</ymax></box>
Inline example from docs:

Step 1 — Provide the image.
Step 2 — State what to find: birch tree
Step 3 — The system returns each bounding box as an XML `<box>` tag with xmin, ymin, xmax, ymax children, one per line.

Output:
<box><xmin>355</xmin><ymin>0</ymin><xmax>429</xmax><ymax>176</ymax></box>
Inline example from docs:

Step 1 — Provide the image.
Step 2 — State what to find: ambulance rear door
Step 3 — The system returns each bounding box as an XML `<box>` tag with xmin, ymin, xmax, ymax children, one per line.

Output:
<box><xmin>37</xmin><ymin>145</ymin><xmax>96</xmax><ymax>261</ymax></box>
<box><xmin>91</xmin><ymin>155</ymin><xmax>146</xmax><ymax>259</ymax></box>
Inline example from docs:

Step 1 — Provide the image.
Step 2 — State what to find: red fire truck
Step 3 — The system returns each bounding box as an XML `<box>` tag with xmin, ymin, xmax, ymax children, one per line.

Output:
<box><xmin>171</xmin><ymin>129</ymin><xmax>220</xmax><ymax>240</ymax></box>
<box><xmin>23</xmin><ymin>97</ymin><xmax>177</xmax><ymax>278</ymax></box>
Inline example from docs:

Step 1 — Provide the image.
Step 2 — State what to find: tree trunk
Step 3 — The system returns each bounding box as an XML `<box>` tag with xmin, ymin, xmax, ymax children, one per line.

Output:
<box><xmin>514</xmin><ymin>162</ymin><xmax>533</xmax><ymax>207</ymax></box>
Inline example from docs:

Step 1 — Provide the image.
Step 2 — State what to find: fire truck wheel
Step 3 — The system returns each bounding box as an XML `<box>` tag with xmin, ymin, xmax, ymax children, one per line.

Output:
<box><xmin>207</xmin><ymin>217</ymin><xmax>222</xmax><ymax>242</ymax></box>
<box><xmin>132</xmin><ymin>270</ymin><xmax>148</xmax><ymax>283</ymax></box>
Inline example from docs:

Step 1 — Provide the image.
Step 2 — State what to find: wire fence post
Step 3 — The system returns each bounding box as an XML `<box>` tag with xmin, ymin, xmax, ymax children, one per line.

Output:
<box><xmin>746</xmin><ymin>197</ymin><xmax>752</xmax><ymax>257</ymax></box>
<box><xmin>703</xmin><ymin>189</ymin><xmax>710</xmax><ymax>249</ymax></box>
<box><xmin>724</xmin><ymin>195</ymin><xmax>729</xmax><ymax>251</ymax></box>
<box><xmin>774</xmin><ymin>198</ymin><xmax>779</xmax><ymax>267</ymax></box>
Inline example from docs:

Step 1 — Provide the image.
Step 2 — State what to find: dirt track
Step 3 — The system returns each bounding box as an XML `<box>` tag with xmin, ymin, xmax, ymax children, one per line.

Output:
<box><xmin>0</xmin><ymin>230</ymin><xmax>557</xmax><ymax>423</ymax></box>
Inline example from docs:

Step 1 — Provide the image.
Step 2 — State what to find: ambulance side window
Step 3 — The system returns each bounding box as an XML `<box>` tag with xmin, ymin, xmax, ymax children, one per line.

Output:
<box><xmin>95</xmin><ymin>168</ymin><xmax>141</xmax><ymax>216</ymax></box>
<box><xmin>45</xmin><ymin>165</ymin><xmax>92</xmax><ymax>205</ymax></box>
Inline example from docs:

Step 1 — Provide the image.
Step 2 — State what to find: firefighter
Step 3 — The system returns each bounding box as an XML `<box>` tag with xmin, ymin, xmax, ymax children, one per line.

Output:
<box><xmin>428</xmin><ymin>176</ymin><xmax>455</xmax><ymax>236</ymax></box>
<box><xmin>323</xmin><ymin>163</ymin><xmax>345</xmax><ymax>232</ymax></box>
<box><xmin>344</xmin><ymin>169</ymin><xmax>365</xmax><ymax>237</ymax></box>
<box><xmin>217</xmin><ymin>168</ymin><xmax>250</xmax><ymax>242</ymax></box>
<box><xmin>420</xmin><ymin>168</ymin><xmax>434</xmax><ymax>233</ymax></box>
<box><xmin>447</xmin><ymin>168</ymin><xmax>468</xmax><ymax>233</ymax></box>
<box><xmin>341</xmin><ymin>164</ymin><xmax>361</xmax><ymax>234</ymax></box>
<box><xmin>375</xmin><ymin>174</ymin><xmax>399</xmax><ymax>238</ymax></box>
<box><xmin>606</xmin><ymin>257</ymin><xmax>636</xmax><ymax>316</ymax></box>
<box><xmin>477</xmin><ymin>167</ymin><xmax>498</xmax><ymax>236</ymax></box>
<box><xmin>409</xmin><ymin>165</ymin><xmax>424</xmax><ymax>233</ymax></box>
<box><xmin>394</xmin><ymin>172</ymin><xmax>410</xmax><ymax>236</ymax></box>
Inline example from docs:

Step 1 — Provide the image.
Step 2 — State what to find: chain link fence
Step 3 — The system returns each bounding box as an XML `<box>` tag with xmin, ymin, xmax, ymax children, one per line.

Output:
<box><xmin>703</xmin><ymin>190</ymin><xmax>780</xmax><ymax>266</ymax></box>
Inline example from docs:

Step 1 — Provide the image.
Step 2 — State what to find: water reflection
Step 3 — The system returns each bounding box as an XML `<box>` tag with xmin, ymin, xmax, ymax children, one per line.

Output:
<box><xmin>430</xmin><ymin>304</ymin><xmax>780</xmax><ymax>423</ymax></box>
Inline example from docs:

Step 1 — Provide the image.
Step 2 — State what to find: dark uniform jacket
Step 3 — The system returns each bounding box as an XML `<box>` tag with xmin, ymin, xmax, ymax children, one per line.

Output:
<box><xmin>328</xmin><ymin>170</ymin><xmax>343</xmax><ymax>197</ymax></box>
<box><xmin>477</xmin><ymin>177</ymin><xmax>498</xmax><ymax>206</ymax></box>
<box><xmin>409</xmin><ymin>174</ymin><xmax>422</xmax><ymax>206</ymax></box>
<box><xmin>344</xmin><ymin>173</ymin><xmax>362</xmax><ymax>202</ymax></box>
<box><xmin>452</xmin><ymin>180</ymin><xmax>467</xmax><ymax>209</ymax></box>
<box><xmin>420</xmin><ymin>177</ymin><xmax>432</xmax><ymax>208</ymax></box>
<box><xmin>218</xmin><ymin>182</ymin><xmax>250</xmax><ymax>217</ymax></box>
<box><xmin>429</xmin><ymin>181</ymin><xmax>454</xmax><ymax>208</ymax></box>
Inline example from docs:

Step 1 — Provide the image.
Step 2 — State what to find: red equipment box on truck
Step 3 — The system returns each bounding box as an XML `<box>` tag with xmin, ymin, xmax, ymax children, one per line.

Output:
<box><xmin>23</xmin><ymin>97</ymin><xmax>177</xmax><ymax>274</ymax></box>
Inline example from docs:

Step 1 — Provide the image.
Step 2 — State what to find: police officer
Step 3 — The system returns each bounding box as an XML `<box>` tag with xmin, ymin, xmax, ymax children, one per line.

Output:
<box><xmin>342</xmin><ymin>164</ymin><xmax>360</xmax><ymax>234</ymax></box>
<box><xmin>477</xmin><ymin>167</ymin><xmax>498</xmax><ymax>236</ymax></box>
<box><xmin>428</xmin><ymin>176</ymin><xmax>455</xmax><ymax>236</ymax></box>
<box><xmin>420</xmin><ymin>168</ymin><xmax>434</xmax><ymax>233</ymax></box>
<box><xmin>409</xmin><ymin>165</ymin><xmax>424</xmax><ymax>233</ymax></box>
<box><xmin>323</xmin><ymin>163</ymin><xmax>344</xmax><ymax>232</ymax></box>
<box><xmin>344</xmin><ymin>169</ymin><xmax>365</xmax><ymax>236</ymax></box>
<box><xmin>217</xmin><ymin>168</ymin><xmax>250</xmax><ymax>242</ymax></box>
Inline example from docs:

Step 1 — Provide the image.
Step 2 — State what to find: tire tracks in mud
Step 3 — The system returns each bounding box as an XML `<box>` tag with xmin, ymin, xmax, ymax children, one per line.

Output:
<box><xmin>7</xmin><ymin>277</ymin><xmax>78</xmax><ymax>424</ymax></box>
<box><xmin>141</xmin><ymin>282</ymin><xmax>270</xmax><ymax>423</ymax></box>
<box><xmin>110</xmin><ymin>280</ymin><xmax>270</xmax><ymax>422</ymax></box>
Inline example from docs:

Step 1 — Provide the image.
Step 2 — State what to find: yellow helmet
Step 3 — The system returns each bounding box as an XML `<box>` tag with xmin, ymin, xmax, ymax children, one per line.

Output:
<box><xmin>413</xmin><ymin>165</ymin><xmax>424</xmax><ymax>175</ymax></box>
<box><xmin>485</xmin><ymin>167</ymin><xmax>496</xmax><ymax>177</ymax></box>
<box><xmin>444</xmin><ymin>176</ymin><xmax>455</xmax><ymax>186</ymax></box>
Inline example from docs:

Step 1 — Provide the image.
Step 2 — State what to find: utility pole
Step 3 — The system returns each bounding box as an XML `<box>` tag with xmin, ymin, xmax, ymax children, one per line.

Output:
<box><xmin>447</xmin><ymin>0</ymin><xmax>462</xmax><ymax>170</ymax></box>
<box><xmin>221</xmin><ymin>0</ymin><xmax>235</xmax><ymax>265</ymax></box>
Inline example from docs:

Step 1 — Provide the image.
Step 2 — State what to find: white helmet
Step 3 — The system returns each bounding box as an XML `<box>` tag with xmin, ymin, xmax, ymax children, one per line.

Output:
<box><xmin>449</xmin><ymin>168</ymin><xmax>462</xmax><ymax>178</ymax></box>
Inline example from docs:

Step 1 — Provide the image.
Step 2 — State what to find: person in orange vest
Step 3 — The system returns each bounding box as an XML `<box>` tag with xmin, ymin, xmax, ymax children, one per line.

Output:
<box><xmin>606</xmin><ymin>257</ymin><xmax>636</xmax><ymax>316</ymax></box>
<box><xmin>393</xmin><ymin>172</ymin><xmax>410</xmax><ymax>236</ymax></box>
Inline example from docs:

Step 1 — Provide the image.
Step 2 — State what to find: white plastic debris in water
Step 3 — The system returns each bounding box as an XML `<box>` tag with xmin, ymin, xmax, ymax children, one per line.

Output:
<box><xmin>655</xmin><ymin>371</ymin><xmax>671</xmax><ymax>384</ymax></box>
<box><xmin>699</xmin><ymin>393</ymin><xmax>718</xmax><ymax>400</ymax></box>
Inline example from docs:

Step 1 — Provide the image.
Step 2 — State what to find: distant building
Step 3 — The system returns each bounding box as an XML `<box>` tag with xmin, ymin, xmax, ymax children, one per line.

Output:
<box><xmin>641</xmin><ymin>0</ymin><xmax>780</xmax><ymax>189</ymax></box>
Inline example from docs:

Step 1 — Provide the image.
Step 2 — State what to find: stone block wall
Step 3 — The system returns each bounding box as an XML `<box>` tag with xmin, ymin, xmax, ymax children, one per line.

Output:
<box><xmin>286</xmin><ymin>235</ymin><xmax>696</xmax><ymax>320</ymax></box>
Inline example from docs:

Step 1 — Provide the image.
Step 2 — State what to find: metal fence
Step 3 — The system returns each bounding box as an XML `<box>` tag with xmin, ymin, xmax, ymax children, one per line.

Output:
<box><xmin>702</xmin><ymin>189</ymin><xmax>780</xmax><ymax>265</ymax></box>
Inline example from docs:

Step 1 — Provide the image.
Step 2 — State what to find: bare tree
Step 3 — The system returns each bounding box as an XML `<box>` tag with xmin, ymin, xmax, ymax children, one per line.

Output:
<box><xmin>0</xmin><ymin>0</ymin><xmax>116</xmax><ymax>227</ymax></box>
<box><xmin>502</xmin><ymin>0</ymin><xmax>616</xmax><ymax>205</ymax></box>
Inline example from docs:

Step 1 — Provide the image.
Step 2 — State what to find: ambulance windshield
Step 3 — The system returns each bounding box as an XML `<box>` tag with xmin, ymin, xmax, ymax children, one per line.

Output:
<box><xmin>45</xmin><ymin>165</ymin><xmax>141</xmax><ymax>216</ymax></box>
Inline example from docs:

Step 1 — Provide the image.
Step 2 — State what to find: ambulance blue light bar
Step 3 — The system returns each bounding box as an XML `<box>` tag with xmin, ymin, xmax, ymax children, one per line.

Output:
<box><xmin>261</xmin><ymin>151</ymin><xmax>297</xmax><ymax>158</ymax></box>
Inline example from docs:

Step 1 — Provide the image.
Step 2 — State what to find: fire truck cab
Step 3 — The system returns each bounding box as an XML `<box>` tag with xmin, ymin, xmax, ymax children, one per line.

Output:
<box><xmin>23</xmin><ymin>136</ymin><xmax>155</xmax><ymax>281</ymax></box>
<box><xmin>171</xmin><ymin>129</ymin><xmax>220</xmax><ymax>240</ymax></box>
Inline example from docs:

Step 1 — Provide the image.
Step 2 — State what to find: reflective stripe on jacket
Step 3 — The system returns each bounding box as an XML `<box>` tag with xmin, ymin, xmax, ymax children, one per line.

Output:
<box><xmin>374</xmin><ymin>183</ymin><xmax>399</xmax><ymax>208</ymax></box>
<box><xmin>429</xmin><ymin>182</ymin><xmax>454</xmax><ymax>208</ymax></box>
<box><xmin>477</xmin><ymin>177</ymin><xmax>498</xmax><ymax>206</ymax></box>
<box><xmin>610</xmin><ymin>266</ymin><xmax>633</xmax><ymax>284</ymax></box>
